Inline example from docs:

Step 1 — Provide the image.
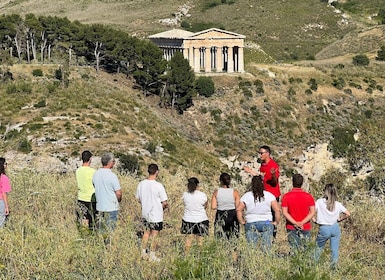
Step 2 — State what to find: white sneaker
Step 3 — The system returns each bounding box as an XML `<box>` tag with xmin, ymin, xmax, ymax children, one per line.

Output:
<box><xmin>141</xmin><ymin>249</ymin><xmax>148</xmax><ymax>259</ymax></box>
<box><xmin>149</xmin><ymin>251</ymin><xmax>160</xmax><ymax>262</ymax></box>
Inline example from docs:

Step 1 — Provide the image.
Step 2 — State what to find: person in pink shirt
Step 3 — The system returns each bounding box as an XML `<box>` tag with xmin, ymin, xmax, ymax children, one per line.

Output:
<box><xmin>0</xmin><ymin>158</ymin><xmax>11</xmax><ymax>227</ymax></box>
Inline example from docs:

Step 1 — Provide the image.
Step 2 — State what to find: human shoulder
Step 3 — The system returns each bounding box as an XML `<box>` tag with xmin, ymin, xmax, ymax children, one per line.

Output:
<box><xmin>264</xmin><ymin>190</ymin><xmax>276</xmax><ymax>200</ymax></box>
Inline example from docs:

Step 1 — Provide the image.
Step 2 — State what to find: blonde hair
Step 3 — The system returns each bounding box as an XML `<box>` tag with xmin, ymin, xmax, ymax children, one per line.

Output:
<box><xmin>323</xmin><ymin>183</ymin><xmax>338</xmax><ymax>211</ymax></box>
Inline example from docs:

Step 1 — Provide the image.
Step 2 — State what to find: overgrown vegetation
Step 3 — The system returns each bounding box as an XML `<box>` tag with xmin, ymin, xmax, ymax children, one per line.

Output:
<box><xmin>0</xmin><ymin>170</ymin><xmax>384</xmax><ymax>279</ymax></box>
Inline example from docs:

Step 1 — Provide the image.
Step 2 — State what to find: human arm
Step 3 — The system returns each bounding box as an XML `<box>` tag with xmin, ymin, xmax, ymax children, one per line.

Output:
<box><xmin>266</xmin><ymin>167</ymin><xmax>278</xmax><ymax>187</ymax></box>
<box><xmin>271</xmin><ymin>200</ymin><xmax>280</xmax><ymax>226</ymax></box>
<box><xmin>243</xmin><ymin>166</ymin><xmax>258</xmax><ymax>176</ymax></box>
<box><xmin>236</xmin><ymin>202</ymin><xmax>246</xmax><ymax>225</ymax></box>
<box><xmin>2</xmin><ymin>192</ymin><xmax>9</xmax><ymax>215</ymax></box>
<box><xmin>338</xmin><ymin>210</ymin><xmax>351</xmax><ymax>222</ymax></box>
<box><xmin>211</xmin><ymin>190</ymin><xmax>218</xmax><ymax>210</ymax></box>
<box><xmin>115</xmin><ymin>189</ymin><xmax>122</xmax><ymax>202</ymax></box>
<box><xmin>162</xmin><ymin>200</ymin><xmax>168</xmax><ymax>210</ymax></box>
<box><xmin>233</xmin><ymin>190</ymin><xmax>241</xmax><ymax>209</ymax></box>
<box><xmin>297</xmin><ymin>205</ymin><xmax>316</xmax><ymax>228</ymax></box>
<box><xmin>282</xmin><ymin>206</ymin><xmax>302</xmax><ymax>229</ymax></box>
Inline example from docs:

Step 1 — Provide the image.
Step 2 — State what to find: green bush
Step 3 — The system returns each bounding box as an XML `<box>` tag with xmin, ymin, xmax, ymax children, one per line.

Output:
<box><xmin>34</xmin><ymin>99</ymin><xmax>46</xmax><ymax>108</ymax></box>
<box><xmin>116</xmin><ymin>152</ymin><xmax>141</xmax><ymax>175</ymax></box>
<box><xmin>329</xmin><ymin>127</ymin><xmax>355</xmax><ymax>158</ymax></box>
<box><xmin>32</xmin><ymin>69</ymin><xmax>43</xmax><ymax>77</ymax></box>
<box><xmin>18</xmin><ymin>138</ymin><xmax>32</xmax><ymax>153</ymax></box>
<box><xmin>332</xmin><ymin>77</ymin><xmax>346</xmax><ymax>90</ymax></box>
<box><xmin>146</xmin><ymin>141</ymin><xmax>156</xmax><ymax>154</ymax></box>
<box><xmin>353</xmin><ymin>54</ymin><xmax>369</xmax><ymax>66</ymax></box>
<box><xmin>254</xmin><ymin>79</ymin><xmax>264</xmax><ymax>95</ymax></box>
<box><xmin>195</xmin><ymin>76</ymin><xmax>215</xmax><ymax>97</ymax></box>
<box><xmin>308</xmin><ymin>78</ymin><xmax>318</xmax><ymax>91</ymax></box>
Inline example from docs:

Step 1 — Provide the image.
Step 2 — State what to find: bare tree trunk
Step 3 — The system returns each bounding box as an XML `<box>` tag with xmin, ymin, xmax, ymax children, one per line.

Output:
<box><xmin>14</xmin><ymin>36</ymin><xmax>22</xmax><ymax>63</ymax></box>
<box><xmin>171</xmin><ymin>91</ymin><xmax>175</xmax><ymax>110</ymax></box>
<box><xmin>30</xmin><ymin>33</ymin><xmax>37</xmax><ymax>61</ymax></box>
<box><xmin>94</xmin><ymin>42</ymin><xmax>102</xmax><ymax>73</ymax></box>
<box><xmin>40</xmin><ymin>32</ymin><xmax>47</xmax><ymax>64</ymax></box>
<box><xmin>69</xmin><ymin>47</ymin><xmax>72</xmax><ymax>66</ymax></box>
<box><xmin>26</xmin><ymin>40</ymin><xmax>30</xmax><ymax>64</ymax></box>
<box><xmin>48</xmin><ymin>44</ymin><xmax>51</xmax><ymax>63</ymax></box>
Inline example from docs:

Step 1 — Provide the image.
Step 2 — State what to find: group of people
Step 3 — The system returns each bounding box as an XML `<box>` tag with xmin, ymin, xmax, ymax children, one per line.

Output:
<box><xmin>178</xmin><ymin>145</ymin><xmax>350</xmax><ymax>268</ymax></box>
<box><xmin>76</xmin><ymin>151</ymin><xmax>167</xmax><ymax>262</ymax></box>
<box><xmin>75</xmin><ymin>146</ymin><xmax>350</xmax><ymax>266</ymax></box>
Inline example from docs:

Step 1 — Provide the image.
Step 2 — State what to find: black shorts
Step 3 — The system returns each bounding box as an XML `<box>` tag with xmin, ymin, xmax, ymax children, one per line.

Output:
<box><xmin>214</xmin><ymin>209</ymin><xmax>239</xmax><ymax>238</ymax></box>
<box><xmin>181</xmin><ymin>219</ymin><xmax>209</xmax><ymax>236</ymax></box>
<box><xmin>143</xmin><ymin>219</ymin><xmax>163</xmax><ymax>231</ymax></box>
<box><xmin>76</xmin><ymin>200</ymin><xmax>97</xmax><ymax>227</ymax></box>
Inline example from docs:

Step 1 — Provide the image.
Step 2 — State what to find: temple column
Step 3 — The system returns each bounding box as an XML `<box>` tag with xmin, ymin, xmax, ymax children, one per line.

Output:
<box><xmin>227</xmin><ymin>46</ymin><xmax>234</xmax><ymax>73</ymax></box>
<box><xmin>193</xmin><ymin>47</ymin><xmax>200</xmax><ymax>72</ymax></box>
<box><xmin>238</xmin><ymin>47</ymin><xmax>244</xmax><ymax>72</ymax></box>
<box><xmin>217</xmin><ymin>47</ymin><xmax>223</xmax><ymax>72</ymax></box>
<box><xmin>205</xmin><ymin>47</ymin><xmax>211</xmax><ymax>72</ymax></box>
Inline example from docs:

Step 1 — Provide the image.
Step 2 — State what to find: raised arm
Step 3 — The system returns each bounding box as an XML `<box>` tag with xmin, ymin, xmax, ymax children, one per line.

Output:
<box><xmin>243</xmin><ymin>166</ymin><xmax>258</xmax><ymax>176</ymax></box>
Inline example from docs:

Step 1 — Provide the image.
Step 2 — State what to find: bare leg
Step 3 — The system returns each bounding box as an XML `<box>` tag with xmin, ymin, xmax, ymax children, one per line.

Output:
<box><xmin>149</xmin><ymin>229</ymin><xmax>159</xmax><ymax>252</ymax></box>
<box><xmin>141</xmin><ymin>230</ymin><xmax>150</xmax><ymax>251</ymax></box>
<box><xmin>185</xmin><ymin>234</ymin><xmax>195</xmax><ymax>253</ymax></box>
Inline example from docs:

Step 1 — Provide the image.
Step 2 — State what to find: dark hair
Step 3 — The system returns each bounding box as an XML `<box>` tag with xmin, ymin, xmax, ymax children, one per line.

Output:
<box><xmin>292</xmin><ymin>174</ymin><xmax>304</xmax><ymax>188</ymax></box>
<box><xmin>81</xmin><ymin>150</ymin><xmax>92</xmax><ymax>163</ymax></box>
<box><xmin>259</xmin><ymin>145</ymin><xmax>271</xmax><ymax>154</ymax></box>
<box><xmin>187</xmin><ymin>177</ymin><xmax>199</xmax><ymax>193</ymax></box>
<box><xmin>219</xmin><ymin>172</ymin><xmax>231</xmax><ymax>188</ymax></box>
<box><xmin>148</xmin><ymin>164</ymin><xmax>159</xmax><ymax>175</ymax></box>
<box><xmin>251</xmin><ymin>175</ymin><xmax>264</xmax><ymax>202</ymax></box>
<box><xmin>0</xmin><ymin>158</ymin><xmax>6</xmax><ymax>175</ymax></box>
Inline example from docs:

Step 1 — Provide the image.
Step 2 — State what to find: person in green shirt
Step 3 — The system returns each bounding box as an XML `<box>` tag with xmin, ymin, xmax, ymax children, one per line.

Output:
<box><xmin>76</xmin><ymin>151</ymin><xmax>97</xmax><ymax>230</ymax></box>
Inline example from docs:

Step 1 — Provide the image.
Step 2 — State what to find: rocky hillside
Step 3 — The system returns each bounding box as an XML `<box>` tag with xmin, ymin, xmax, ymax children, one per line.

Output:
<box><xmin>2</xmin><ymin>57</ymin><xmax>385</xmax><ymax>197</ymax></box>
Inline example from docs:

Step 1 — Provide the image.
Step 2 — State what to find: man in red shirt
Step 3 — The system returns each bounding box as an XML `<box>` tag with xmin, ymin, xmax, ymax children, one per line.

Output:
<box><xmin>244</xmin><ymin>145</ymin><xmax>280</xmax><ymax>237</ymax></box>
<box><xmin>281</xmin><ymin>173</ymin><xmax>315</xmax><ymax>251</ymax></box>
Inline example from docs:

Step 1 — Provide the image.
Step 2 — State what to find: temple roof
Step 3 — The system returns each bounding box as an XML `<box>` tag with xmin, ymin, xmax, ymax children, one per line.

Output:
<box><xmin>148</xmin><ymin>29</ymin><xmax>194</xmax><ymax>39</ymax></box>
<box><xmin>149</xmin><ymin>28</ymin><xmax>245</xmax><ymax>40</ymax></box>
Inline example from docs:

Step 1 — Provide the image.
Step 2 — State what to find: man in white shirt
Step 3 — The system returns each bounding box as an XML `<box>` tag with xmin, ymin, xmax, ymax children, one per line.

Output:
<box><xmin>136</xmin><ymin>164</ymin><xmax>168</xmax><ymax>262</ymax></box>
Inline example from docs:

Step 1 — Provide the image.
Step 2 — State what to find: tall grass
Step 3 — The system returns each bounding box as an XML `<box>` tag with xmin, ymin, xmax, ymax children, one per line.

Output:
<box><xmin>0</xmin><ymin>170</ymin><xmax>384</xmax><ymax>279</ymax></box>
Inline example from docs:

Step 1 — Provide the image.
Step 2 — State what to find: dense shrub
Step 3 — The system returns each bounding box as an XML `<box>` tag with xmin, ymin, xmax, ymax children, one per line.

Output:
<box><xmin>116</xmin><ymin>152</ymin><xmax>141</xmax><ymax>175</ymax></box>
<box><xmin>34</xmin><ymin>99</ymin><xmax>46</xmax><ymax>108</ymax></box>
<box><xmin>32</xmin><ymin>69</ymin><xmax>43</xmax><ymax>77</ymax></box>
<box><xmin>146</xmin><ymin>141</ymin><xmax>156</xmax><ymax>154</ymax></box>
<box><xmin>329</xmin><ymin>127</ymin><xmax>356</xmax><ymax>158</ymax></box>
<box><xmin>254</xmin><ymin>79</ymin><xmax>264</xmax><ymax>95</ymax></box>
<box><xmin>308</xmin><ymin>78</ymin><xmax>318</xmax><ymax>91</ymax></box>
<box><xmin>18</xmin><ymin>138</ymin><xmax>32</xmax><ymax>153</ymax></box>
<box><xmin>195</xmin><ymin>76</ymin><xmax>215</xmax><ymax>97</ymax></box>
<box><xmin>332</xmin><ymin>77</ymin><xmax>346</xmax><ymax>90</ymax></box>
<box><xmin>352</xmin><ymin>54</ymin><xmax>369</xmax><ymax>66</ymax></box>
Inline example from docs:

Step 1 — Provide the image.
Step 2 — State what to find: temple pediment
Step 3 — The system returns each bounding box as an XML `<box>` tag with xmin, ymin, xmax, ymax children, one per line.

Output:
<box><xmin>187</xmin><ymin>28</ymin><xmax>245</xmax><ymax>40</ymax></box>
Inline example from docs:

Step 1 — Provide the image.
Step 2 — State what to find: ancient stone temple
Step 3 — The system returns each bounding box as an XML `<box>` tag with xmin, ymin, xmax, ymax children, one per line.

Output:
<box><xmin>149</xmin><ymin>28</ymin><xmax>245</xmax><ymax>73</ymax></box>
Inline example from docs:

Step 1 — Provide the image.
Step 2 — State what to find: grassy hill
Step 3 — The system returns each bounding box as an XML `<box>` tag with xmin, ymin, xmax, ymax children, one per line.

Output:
<box><xmin>1</xmin><ymin>1</ymin><xmax>385</xmax><ymax>279</ymax></box>
<box><xmin>0</xmin><ymin>0</ymin><xmax>384</xmax><ymax>61</ymax></box>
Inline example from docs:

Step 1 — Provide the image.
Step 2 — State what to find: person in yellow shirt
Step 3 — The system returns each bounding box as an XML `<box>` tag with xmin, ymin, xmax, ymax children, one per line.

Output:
<box><xmin>76</xmin><ymin>151</ymin><xmax>97</xmax><ymax>230</ymax></box>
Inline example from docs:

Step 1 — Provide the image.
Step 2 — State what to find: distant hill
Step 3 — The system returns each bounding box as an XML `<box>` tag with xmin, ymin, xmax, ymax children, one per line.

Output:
<box><xmin>0</xmin><ymin>0</ymin><xmax>383</xmax><ymax>61</ymax></box>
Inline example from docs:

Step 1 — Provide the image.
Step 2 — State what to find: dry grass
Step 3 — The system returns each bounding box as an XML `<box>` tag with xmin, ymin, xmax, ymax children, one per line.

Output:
<box><xmin>0</xmin><ymin>170</ymin><xmax>384</xmax><ymax>279</ymax></box>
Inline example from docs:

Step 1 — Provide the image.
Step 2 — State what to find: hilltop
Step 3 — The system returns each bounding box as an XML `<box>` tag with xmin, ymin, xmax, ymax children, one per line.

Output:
<box><xmin>0</xmin><ymin>0</ymin><xmax>383</xmax><ymax>61</ymax></box>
